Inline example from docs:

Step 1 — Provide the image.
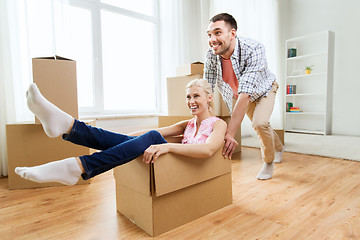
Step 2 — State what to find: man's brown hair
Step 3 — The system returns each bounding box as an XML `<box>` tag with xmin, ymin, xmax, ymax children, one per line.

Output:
<box><xmin>209</xmin><ymin>13</ymin><xmax>237</xmax><ymax>31</ymax></box>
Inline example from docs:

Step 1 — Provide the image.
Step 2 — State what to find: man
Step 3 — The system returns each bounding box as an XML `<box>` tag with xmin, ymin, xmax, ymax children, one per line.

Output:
<box><xmin>204</xmin><ymin>13</ymin><xmax>283</xmax><ymax>180</ymax></box>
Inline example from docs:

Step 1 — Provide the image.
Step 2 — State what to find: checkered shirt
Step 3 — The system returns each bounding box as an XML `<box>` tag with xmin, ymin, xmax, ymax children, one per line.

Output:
<box><xmin>203</xmin><ymin>36</ymin><xmax>276</xmax><ymax>114</ymax></box>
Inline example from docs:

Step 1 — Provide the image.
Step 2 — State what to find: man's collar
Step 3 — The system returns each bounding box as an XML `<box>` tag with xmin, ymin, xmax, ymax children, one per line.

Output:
<box><xmin>231</xmin><ymin>36</ymin><xmax>240</xmax><ymax>60</ymax></box>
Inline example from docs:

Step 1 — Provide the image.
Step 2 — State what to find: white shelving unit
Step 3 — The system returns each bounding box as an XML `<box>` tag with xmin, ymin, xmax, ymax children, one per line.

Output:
<box><xmin>284</xmin><ymin>31</ymin><xmax>334</xmax><ymax>135</ymax></box>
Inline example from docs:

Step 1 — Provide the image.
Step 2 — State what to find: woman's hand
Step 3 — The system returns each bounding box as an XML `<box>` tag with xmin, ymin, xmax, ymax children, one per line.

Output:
<box><xmin>143</xmin><ymin>144</ymin><xmax>171</xmax><ymax>164</ymax></box>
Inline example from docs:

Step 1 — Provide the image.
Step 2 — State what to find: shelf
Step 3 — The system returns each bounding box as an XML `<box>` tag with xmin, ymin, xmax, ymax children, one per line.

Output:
<box><xmin>286</xmin><ymin>93</ymin><xmax>324</xmax><ymax>97</ymax></box>
<box><xmin>286</xmin><ymin>52</ymin><xmax>326</xmax><ymax>61</ymax></box>
<box><xmin>284</xmin><ymin>31</ymin><xmax>334</xmax><ymax>135</ymax></box>
<box><xmin>285</xmin><ymin>129</ymin><xmax>325</xmax><ymax>135</ymax></box>
<box><xmin>286</xmin><ymin>72</ymin><xmax>326</xmax><ymax>79</ymax></box>
<box><xmin>285</xmin><ymin>112</ymin><xmax>325</xmax><ymax>115</ymax></box>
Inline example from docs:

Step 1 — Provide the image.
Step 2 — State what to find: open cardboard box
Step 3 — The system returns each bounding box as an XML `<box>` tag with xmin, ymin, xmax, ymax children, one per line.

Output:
<box><xmin>113</xmin><ymin>136</ymin><xmax>232</xmax><ymax>236</ymax></box>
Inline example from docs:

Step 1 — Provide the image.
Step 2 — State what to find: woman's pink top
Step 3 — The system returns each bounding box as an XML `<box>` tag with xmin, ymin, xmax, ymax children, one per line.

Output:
<box><xmin>181</xmin><ymin>116</ymin><xmax>221</xmax><ymax>144</ymax></box>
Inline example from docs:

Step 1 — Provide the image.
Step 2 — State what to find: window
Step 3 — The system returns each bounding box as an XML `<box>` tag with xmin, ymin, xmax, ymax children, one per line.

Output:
<box><xmin>69</xmin><ymin>0</ymin><xmax>159</xmax><ymax>116</ymax></box>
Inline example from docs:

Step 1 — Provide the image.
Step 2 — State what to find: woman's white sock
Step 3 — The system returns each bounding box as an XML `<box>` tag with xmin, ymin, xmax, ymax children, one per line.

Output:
<box><xmin>26</xmin><ymin>83</ymin><xmax>73</xmax><ymax>138</ymax></box>
<box><xmin>15</xmin><ymin>157</ymin><xmax>82</xmax><ymax>186</ymax></box>
<box><xmin>256</xmin><ymin>162</ymin><xmax>274</xmax><ymax>180</ymax></box>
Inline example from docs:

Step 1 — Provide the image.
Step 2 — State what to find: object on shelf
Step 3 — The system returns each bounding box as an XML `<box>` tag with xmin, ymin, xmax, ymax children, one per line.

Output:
<box><xmin>286</xmin><ymin>102</ymin><xmax>293</xmax><ymax>112</ymax></box>
<box><xmin>287</xmin><ymin>48</ymin><xmax>297</xmax><ymax>58</ymax></box>
<box><xmin>289</xmin><ymin>107</ymin><xmax>301</xmax><ymax>112</ymax></box>
<box><xmin>305</xmin><ymin>65</ymin><xmax>314</xmax><ymax>74</ymax></box>
<box><xmin>286</xmin><ymin>84</ymin><xmax>297</xmax><ymax>94</ymax></box>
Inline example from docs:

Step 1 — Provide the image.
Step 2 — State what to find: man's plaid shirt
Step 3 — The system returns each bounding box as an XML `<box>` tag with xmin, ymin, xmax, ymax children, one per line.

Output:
<box><xmin>204</xmin><ymin>36</ymin><xmax>276</xmax><ymax>114</ymax></box>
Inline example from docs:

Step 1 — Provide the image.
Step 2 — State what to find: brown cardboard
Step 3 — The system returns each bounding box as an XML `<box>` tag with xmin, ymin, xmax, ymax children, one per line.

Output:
<box><xmin>115</xmin><ymin>173</ymin><xmax>232</xmax><ymax>236</ymax></box>
<box><xmin>167</xmin><ymin>75</ymin><xmax>226</xmax><ymax>116</ymax></box>
<box><xmin>176</xmin><ymin>62</ymin><xmax>204</xmax><ymax>76</ymax></box>
<box><xmin>6</xmin><ymin>122</ymin><xmax>95</xmax><ymax>189</ymax></box>
<box><xmin>32</xmin><ymin>56</ymin><xmax>78</xmax><ymax>124</ymax></box>
<box><xmin>275</xmin><ymin>129</ymin><xmax>285</xmax><ymax>145</ymax></box>
<box><xmin>113</xmin><ymin>137</ymin><xmax>232</xmax><ymax>236</ymax></box>
<box><xmin>157</xmin><ymin>116</ymin><xmax>193</xmax><ymax>128</ymax></box>
<box><xmin>167</xmin><ymin>74</ymin><xmax>202</xmax><ymax>116</ymax></box>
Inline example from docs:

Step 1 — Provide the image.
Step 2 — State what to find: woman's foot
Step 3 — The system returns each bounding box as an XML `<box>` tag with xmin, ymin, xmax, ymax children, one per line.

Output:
<box><xmin>27</xmin><ymin>83</ymin><xmax>73</xmax><ymax>138</ymax></box>
<box><xmin>15</xmin><ymin>157</ymin><xmax>82</xmax><ymax>186</ymax></box>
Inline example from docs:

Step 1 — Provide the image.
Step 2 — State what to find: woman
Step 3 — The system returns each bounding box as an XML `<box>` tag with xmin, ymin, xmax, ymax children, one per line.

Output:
<box><xmin>15</xmin><ymin>79</ymin><xmax>227</xmax><ymax>185</ymax></box>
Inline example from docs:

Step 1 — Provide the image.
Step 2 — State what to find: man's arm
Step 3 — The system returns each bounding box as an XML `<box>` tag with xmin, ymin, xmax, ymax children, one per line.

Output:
<box><xmin>223</xmin><ymin>93</ymin><xmax>250</xmax><ymax>159</ymax></box>
<box><xmin>203</xmin><ymin>50</ymin><xmax>217</xmax><ymax>91</ymax></box>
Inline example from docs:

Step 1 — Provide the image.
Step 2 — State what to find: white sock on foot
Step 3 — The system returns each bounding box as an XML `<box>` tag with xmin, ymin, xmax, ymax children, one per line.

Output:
<box><xmin>256</xmin><ymin>162</ymin><xmax>274</xmax><ymax>180</ymax></box>
<box><xmin>15</xmin><ymin>157</ymin><xmax>82</xmax><ymax>186</ymax></box>
<box><xmin>274</xmin><ymin>149</ymin><xmax>284</xmax><ymax>163</ymax></box>
<box><xmin>26</xmin><ymin>83</ymin><xmax>73</xmax><ymax>138</ymax></box>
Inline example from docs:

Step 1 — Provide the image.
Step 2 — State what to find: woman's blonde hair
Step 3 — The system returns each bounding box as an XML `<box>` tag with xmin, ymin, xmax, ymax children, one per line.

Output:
<box><xmin>186</xmin><ymin>79</ymin><xmax>215</xmax><ymax>115</ymax></box>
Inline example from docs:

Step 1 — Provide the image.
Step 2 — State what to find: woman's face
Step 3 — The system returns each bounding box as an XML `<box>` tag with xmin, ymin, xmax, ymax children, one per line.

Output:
<box><xmin>186</xmin><ymin>86</ymin><xmax>211</xmax><ymax>116</ymax></box>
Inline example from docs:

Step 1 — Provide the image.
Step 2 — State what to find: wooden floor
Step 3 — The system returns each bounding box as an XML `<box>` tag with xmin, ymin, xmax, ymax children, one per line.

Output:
<box><xmin>1</xmin><ymin>147</ymin><xmax>360</xmax><ymax>240</ymax></box>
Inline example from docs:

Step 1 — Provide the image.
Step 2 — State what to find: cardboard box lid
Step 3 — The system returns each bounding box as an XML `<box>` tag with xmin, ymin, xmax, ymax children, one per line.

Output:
<box><xmin>153</xmin><ymin>145</ymin><xmax>231</xmax><ymax>197</ymax></box>
<box><xmin>113</xmin><ymin>144</ymin><xmax>231</xmax><ymax>198</ymax></box>
<box><xmin>33</xmin><ymin>55</ymin><xmax>75</xmax><ymax>61</ymax></box>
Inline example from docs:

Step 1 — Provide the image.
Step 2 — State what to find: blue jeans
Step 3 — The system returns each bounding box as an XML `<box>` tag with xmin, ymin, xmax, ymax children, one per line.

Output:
<box><xmin>63</xmin><ymin>119</ymin><xmax>167</xmax><ymax>180</ymax></box>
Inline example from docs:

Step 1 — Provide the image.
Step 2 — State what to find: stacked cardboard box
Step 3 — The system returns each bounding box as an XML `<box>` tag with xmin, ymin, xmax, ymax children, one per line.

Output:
<box><xmin>166</xmin><ymin>62</ymin><xmax>241</xmax><ymax>151</ymax></box>
<box><xmin>6</xmin><ymin>56</ymin><xmax>93</xmax><ymax>189</ymax></box>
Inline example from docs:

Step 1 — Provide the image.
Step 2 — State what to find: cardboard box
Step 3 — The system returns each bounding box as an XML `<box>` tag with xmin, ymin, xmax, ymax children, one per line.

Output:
<box><xmin>6</xmin><ymin>122</ymin><xmax>95</xmax><ymax>189</ymax></box>
<box><xmin>167</xmin><ymin>74</ymin><xmax>202</xmax><ymax>116</ymax></box>
<box><xmin>275</xmin><ymin>129</ymin><xmax>285</xmax><ymax>145</ymax></box>
<box><xmin>113</xmin><ymin>138</ymin><xmax>232</xmax><ymax>236</ymax></box>
<box><xmin>32</xmin><ymin>56</ymin><xmax>78</xmax><ymax>124</ymax></box>
<box><xmin>176</xmin><ymin>62</ymin><xmax>204</xmax><ymax>76</ymax></box>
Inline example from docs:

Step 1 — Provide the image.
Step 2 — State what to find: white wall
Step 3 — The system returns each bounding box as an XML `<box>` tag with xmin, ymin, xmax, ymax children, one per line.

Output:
<box><xmin>279</xmin><ymin>0</ymin><xmax>360</xmax><ymax>136</ymax></box>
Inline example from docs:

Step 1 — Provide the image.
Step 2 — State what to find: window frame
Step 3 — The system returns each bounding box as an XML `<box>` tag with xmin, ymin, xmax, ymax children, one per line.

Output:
<box><xmin>70</xmin><ymin>0</ymin><xmax>161</xmax><ymax>118</ymax></box>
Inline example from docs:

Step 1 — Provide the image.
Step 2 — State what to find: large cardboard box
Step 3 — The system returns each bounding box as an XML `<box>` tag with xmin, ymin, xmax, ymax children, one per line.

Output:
<box><xmin>6</xmin><ymin>122</ymin><xmax>95</xmax><ymax>189</ymax></box>
<box><xmin>176</xmin><ymin>61</ymin><xmax>204</xmax><ymax>76</ymax></box>
<box><xmin>32</xmin><ymin>56</ymin><xmax>78</xmax><ymax>124</ymax></box>
<box><xmin>113</xmin><ymin>139</ymin><xmax>232</xmax><ymax>236</ymax></box>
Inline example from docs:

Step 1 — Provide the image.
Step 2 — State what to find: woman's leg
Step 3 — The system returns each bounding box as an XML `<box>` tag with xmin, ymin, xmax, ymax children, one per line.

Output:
<box><xmin>26</xmin><ymin>83</ymin><xmax>74</xmax><ymax>138</ymax></box>
<box><xmin>27</xmin><ymin>83</ymin><xmax>136</xmax><ymax>150</ymax></box>
<box><xmin>15</xmin><ymin>130</ymin><xmax>167</xmax><ymax>185</ymax></box>
<box><xmin>15</xmin><ymin>157</ymin><xmax>82</xmax><ymax>185</ymax></box>
<box><xmin>79</xmin><ymin>130</ymin><xmax>167</xmax><ymax>180</ymax></box>
<box><xmin>63</xmin><ymin>119</ymin><xmax>136</xmax><ymax>151</ymax></box>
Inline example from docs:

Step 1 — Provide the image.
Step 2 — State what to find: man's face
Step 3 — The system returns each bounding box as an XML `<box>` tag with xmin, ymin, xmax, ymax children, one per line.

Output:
<box><xmin>207</xmin><ymin>20</ymin><xmax>235</xmax><ymax>57</ymax></box>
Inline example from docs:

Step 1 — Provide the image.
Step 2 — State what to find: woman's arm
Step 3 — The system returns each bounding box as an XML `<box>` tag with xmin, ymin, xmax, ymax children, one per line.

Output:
<box><xmin>143</xmin><ymin>119</ymin><xmax>227</xmax><ymax>163</ymax></box>
<box><xmin>128</xmin><ymin>120</ymin><xmax>189</xmax><ymax>137</ymax></box>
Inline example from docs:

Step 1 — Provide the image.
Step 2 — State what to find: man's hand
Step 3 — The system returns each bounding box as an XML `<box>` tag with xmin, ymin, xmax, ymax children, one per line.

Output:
<box><xmin>223</xmin><ymin>132</ymin><xmax>238</xmax><ymax>160</ymax></box>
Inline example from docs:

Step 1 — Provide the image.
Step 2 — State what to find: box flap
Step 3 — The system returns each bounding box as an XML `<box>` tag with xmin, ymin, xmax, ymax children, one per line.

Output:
<box><xmin>33</xmin><ymin>55</ymin><xmax>74</xmax><ymax>61</ymax></box>
<box><xmin>153</xmin><ymin>144</ymin><xmax>231</xmax><ymax>197</ymax></box>
<box><xmin>113</xmin><ymin>158</ymin><xmax>151</xmax><ymax>195</ymax></box>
